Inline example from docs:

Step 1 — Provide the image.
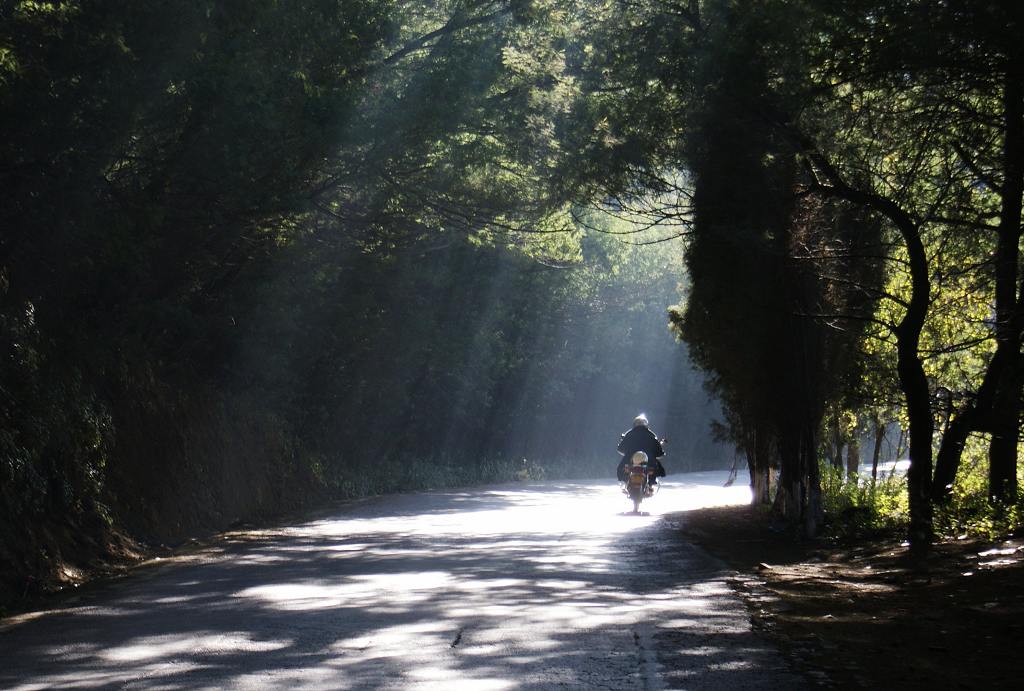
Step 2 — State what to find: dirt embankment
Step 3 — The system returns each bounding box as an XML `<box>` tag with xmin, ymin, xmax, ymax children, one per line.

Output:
<box><xmin>675</xmin><ymin>505</ymin><xmax>1024</xmax><ymax>689</ymax></box>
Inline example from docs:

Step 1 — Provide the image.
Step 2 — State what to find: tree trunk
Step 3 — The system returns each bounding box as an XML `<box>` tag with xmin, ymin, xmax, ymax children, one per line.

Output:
<box><xmin>814</xmin><ymin>174</ymin><xmax>934</xmax><ymax>554</ymax></box>
<box><xmin>753</xmin><ymin>429</ymin><xmax>772</xmax><ymax>504</ymax></box>
<box><xmin>870</xmin><ymin>417</ymin><xmax>884</xmax><ymax>482</ymax></box>
<box><xmin>807</xmin><ymin>145</ymin><xmax>935</xmax><ymax>552</ymax></box>
<box><xmin>746</xmin><ymin>433</ymin><xmax>767</xmax><ymax>505</ymax></box>
<box><xmin>898</xmin><ymin>273</ymin><xmax>934</xmax><ymax>555</ymax></box>
<box><xmin>774</xmin><ymin>433</ymin><xmax>800</xmax><ymax>519</ymax></box>
<box><xmin>988</xmin><ymin>403</ymin><xmax>1019</xmax><ymax>503</ymax></box>
<box><xmin>932</xmin><ymin>408</ymin><xmax>976</xmax><ymax>500</ymax></box>
<box><xmin>989</xmin><ymin>59</ymin><xmax>1024</xmax><ymax>504</ymax></box>
<box><xmin>804</xmin><ymin>421</ymin><xmax>823</xmax><ymax>537</ymax></box>
<box><xmin>901</xmin><ymin>362</ymin><xmax>934</xmax><ymax>554</ymax></box>
<box><xmin>846</xmin><ymin>435</ymin><xmax>860</xmax><ymax>478</ymax></box>
<box><xmin>932</xmin><ymin>352</ymin><xmax>1003</xmax><ymax>501</ymax></box>
<box><xmin>929</xmin><ymin>52</ymin><xmax>1023</xmax><ymax>505</ymax></box>
<box><xmin>897</xmin><ymin>289</ymin><xmax>934</xmax><ymax>556</ymax></box>
<box><xmin>825</xmin><ymin>417</ymin><xmax>843</xmax><ymax>469</ymax></box>
<box><xmin>751</xmin><ymin>463</ymin><xmax>771</xmax><ymax>504</ymax></box>
<box><xmin>774</xmin><ymin>417</ymin><xmax>823</xmax><ymax>537</ymax></box>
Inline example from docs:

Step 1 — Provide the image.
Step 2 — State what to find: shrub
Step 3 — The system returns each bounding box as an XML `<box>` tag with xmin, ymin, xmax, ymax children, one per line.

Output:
<box><xmin>933</xmin><ymin>436</ymin><xmax>1024</xmax><ymax>540</ymax></box>
<box><xmin>820</xmin><ymin>462</ymin><xmax>908</xmax><ymax>540</ymax></box>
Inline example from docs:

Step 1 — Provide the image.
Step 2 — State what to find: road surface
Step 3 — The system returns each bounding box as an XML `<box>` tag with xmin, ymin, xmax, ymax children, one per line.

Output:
<box><xmin>0</xmin><ymin>471</ymin><xmax>803</xmax><ymax>689</ymax></box>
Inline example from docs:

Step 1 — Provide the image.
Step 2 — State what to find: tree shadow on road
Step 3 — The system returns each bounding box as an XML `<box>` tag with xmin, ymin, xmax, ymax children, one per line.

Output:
<box><xmin>0</xmin><ymin>484</ymin><xmax>802</xmax><ymax>689</ymax></box>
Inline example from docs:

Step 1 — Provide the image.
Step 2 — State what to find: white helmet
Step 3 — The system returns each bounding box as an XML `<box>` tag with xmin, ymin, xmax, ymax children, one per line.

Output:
<box><xmin>633</xmin><ymin>414</ymin><xmax>648</xmax><ymax>428</ymax></box>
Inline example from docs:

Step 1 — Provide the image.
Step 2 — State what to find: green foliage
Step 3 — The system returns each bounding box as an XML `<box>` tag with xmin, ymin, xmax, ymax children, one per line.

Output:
<box><xmin>30</xmin><ymin>0</ymin><xmax>1024</xmax><ymax>599</ymax></box>
<box><xmin>629</xmin><ymin>0</ymin><xmax>891</xmax><ymax>529</ymax></box>
<box><xmin>822</xmin><ymin>443</ymin><xmax>1024</xmax><ymax>543</ymax></box>
<box><xmin>0</xmin><ymin>0</ymin><xmax>398</xmax><ymax>598</ymax></box>
<box><xmin>578</xmin><ymin>0</ymin><xmax>1024</xmax><ymax>542</ymax></box>
<box><xmin>934</xmin><ymin>438</ymin><xmax>1024</xmax><ymax>540</ymax></box>
<box><xmin>820</xmin><ymin>463</ymin><xmax>908</xmax><ymax>540</ymax></box>
<box><xmin>2</xmin><ymin>1</ymin><xmax>737</xmax><ymax>607</ymax></box>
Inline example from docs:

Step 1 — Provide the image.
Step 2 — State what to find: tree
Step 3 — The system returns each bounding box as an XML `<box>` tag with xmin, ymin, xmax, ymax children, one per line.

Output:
<box><xmin>807</xmin><ymin>1</ymin><xmax>1024</xmax><ymax>513</ymax></box>
<box><xmin>586</xmin><ymin>0</ymin><xmax>887</xmax><ymax>537</ymax></box>
<box><xmin>583</xmin><ymin>0</ymin><xmax>993</xmax><ymax>550</ymax></box>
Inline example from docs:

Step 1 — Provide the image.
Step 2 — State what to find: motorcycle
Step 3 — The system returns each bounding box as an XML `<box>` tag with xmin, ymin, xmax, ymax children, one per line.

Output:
<box><xmin>622</xmin><ymin>450</ymin><xmax>659</xmax><ymax>514</ymax></box>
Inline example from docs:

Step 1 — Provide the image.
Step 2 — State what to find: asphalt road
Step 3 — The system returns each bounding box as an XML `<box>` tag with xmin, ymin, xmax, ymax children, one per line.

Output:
<box><xmin>0</xmin><ymin>471</ymin><xmax>804</xmax><ymax>690</ymax></box>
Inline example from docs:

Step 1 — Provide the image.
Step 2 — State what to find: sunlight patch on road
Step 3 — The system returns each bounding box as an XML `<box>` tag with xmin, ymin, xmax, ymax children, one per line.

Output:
<box><xmin>283</xmin><ymin>475</ymin><xmax>748</xmax><ymax>546</ymax></box>
<box><xmin>148</xmin><ymin>593</ymin><xmax>214</xmax><ymax>605</ymax></box>
<box><xmin>104</xmin><ymin>632</ymin><xmax>290</xmax><ymax>662</ymax></box>
<box><xmin>405</xmin><ymin>665</ymin><xmax>515</xmax><ymax>690</ymax></box>
<box><xmin>1</xmin><ymin>471</ymin><xmax>792</xmax><ymax>690</ymax></box>
<box><xmin>236</xmin><ymin>571</ymin><xmax>453</xmax><ymax>611</ymax></box>
<box><xmin>321</xmin><ymin>542</ymin><xmax>376</xmax><ymax>552</ymax></box>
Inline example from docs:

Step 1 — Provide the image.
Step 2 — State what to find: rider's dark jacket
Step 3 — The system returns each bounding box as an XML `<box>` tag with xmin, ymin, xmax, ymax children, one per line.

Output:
<box><xmin>616</xmin><ymin>426</ymin><xmax>666</xmax><ymax>481</ymax></box>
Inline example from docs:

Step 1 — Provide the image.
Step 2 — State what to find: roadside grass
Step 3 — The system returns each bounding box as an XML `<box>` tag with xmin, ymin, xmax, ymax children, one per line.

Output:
<box><xmin>820</xmin><ymin>463</ymin><xmax>908</xmax><ymax>540</ymax></box>
<box><xmin>933</xmin><ymin>458</ymin><xmax>1024</xmax><ymax>541</ymax></box>
<box><xmin>820</xmin><ymin>439</ymin><xmax>1024</xmax><ymax>542</ymax></box>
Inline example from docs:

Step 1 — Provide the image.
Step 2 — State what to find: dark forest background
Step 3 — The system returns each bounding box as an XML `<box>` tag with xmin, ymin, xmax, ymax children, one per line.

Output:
<box><xmin>0</xmin><ymin>0</ymin><xmax>728</xmax><ymax>601</ymax></box>
<box><xmin>3</xmin><ymin>0</ymin><xmax>1023</xmax><ymax>602</ymax></box>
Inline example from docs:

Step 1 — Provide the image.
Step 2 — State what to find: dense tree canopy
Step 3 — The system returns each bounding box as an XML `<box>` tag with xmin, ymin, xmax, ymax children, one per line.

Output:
<box><xmin>2</xmin><ymin>0</ymin><xmax>1022</xmax><ymax>599</ymax></box>
<box><xmin>0</xmin><ymin>0</ymin><xmax>726</xmax><ymax>600</ymax></box>
<box><xmin>588</xmin><ymin>0</ymin><xmax>1023</xmax><ymax>550</ymax></box>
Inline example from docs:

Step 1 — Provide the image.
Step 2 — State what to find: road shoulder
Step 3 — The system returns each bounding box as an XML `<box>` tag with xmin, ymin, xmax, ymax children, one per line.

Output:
<box><xmin>671</xmin><ymin>504</ymin><xmax>1024</xmax><ymax>689</ymax></box>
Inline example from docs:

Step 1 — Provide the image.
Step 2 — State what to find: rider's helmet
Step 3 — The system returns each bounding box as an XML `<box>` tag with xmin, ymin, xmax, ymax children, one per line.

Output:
<box><xmin>630</xmin><ymin>451</ymin><xmax>648</xmax><ymax>465</ymax></box>
<box><xmin>633</xmin><ymin>414</ymin><xmax>648</xmax><ymax>428</ymax></box>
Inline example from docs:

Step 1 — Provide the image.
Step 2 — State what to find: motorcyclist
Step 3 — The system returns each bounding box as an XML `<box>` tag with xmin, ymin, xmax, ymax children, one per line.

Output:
<box><xmin>616</xmin><ymin>414</ymin><xmax>666</xmax><ymax>483</ymax></box>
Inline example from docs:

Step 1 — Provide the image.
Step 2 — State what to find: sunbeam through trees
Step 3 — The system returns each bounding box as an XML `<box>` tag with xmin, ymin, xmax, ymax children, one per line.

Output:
<box><xmin>2</xmin><ymin>0</ymin><xmax>1023</xmax><ymax>627</ymax></box>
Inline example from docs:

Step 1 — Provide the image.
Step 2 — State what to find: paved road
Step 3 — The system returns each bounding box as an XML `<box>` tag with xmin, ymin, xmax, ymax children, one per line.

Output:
<box><xmin>0</xmin><ymin>471</ymin><xmax>803</xmax><ymax>689</ymax></box>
